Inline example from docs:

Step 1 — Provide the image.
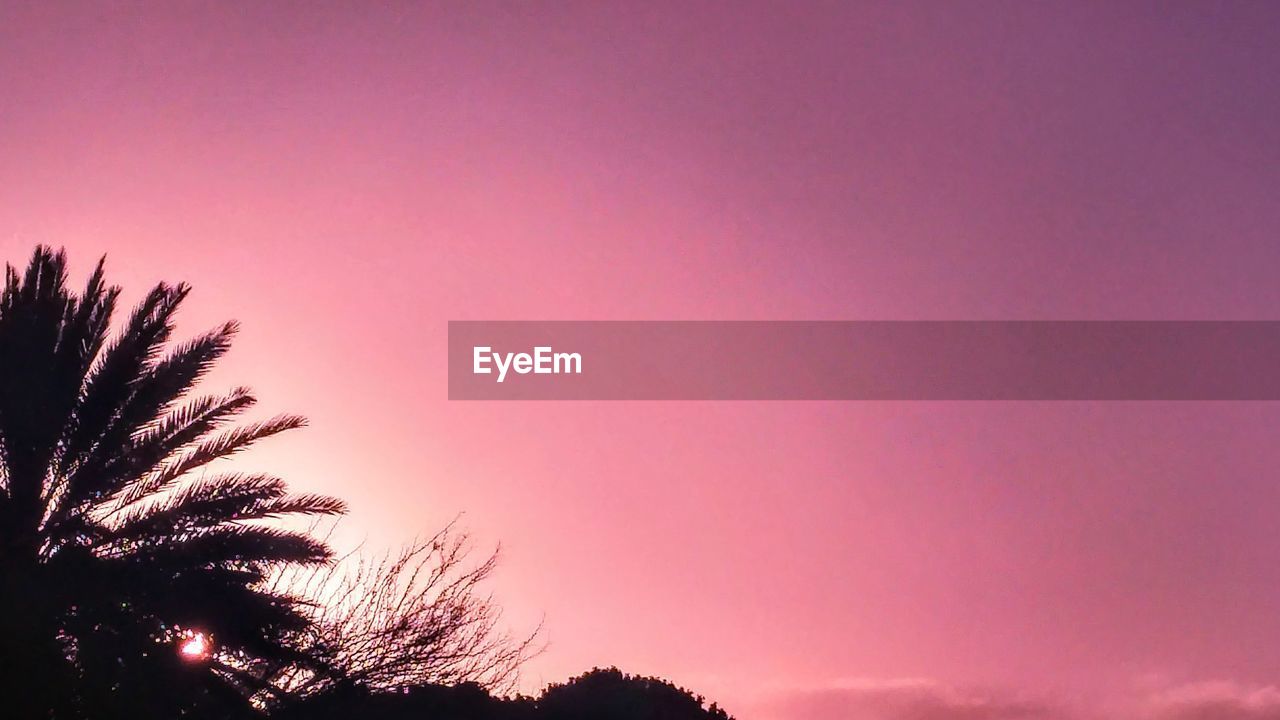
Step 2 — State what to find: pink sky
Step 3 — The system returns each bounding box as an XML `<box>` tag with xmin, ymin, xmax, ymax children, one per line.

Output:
<box><xmin>3</xmin><ymin>2</ymin><xmax>1280</xmax><ymax>718</ymax></box>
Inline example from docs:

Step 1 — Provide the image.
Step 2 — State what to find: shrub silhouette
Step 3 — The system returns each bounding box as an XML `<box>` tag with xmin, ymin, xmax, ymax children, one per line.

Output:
<box><xmin>271</xmin><ymin>669</ymin><xmax>734</xmax><ymax>720</ymax></box>
<box><xmin>539</xmin><ymin>668</ymin><xmax>733</xmax><ymax>720</ymax></box>
<box><xmin>0</xmin><ymin>247</ymin><xmax>345</xmax><ymax>719</ymax></box>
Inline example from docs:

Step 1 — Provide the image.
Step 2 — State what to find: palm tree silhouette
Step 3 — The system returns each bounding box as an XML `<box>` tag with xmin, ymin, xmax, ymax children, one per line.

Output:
<box><xmin>0</xmin><ymin>247</ymin><xmax>345</xmax><ymax>719</ymax></box>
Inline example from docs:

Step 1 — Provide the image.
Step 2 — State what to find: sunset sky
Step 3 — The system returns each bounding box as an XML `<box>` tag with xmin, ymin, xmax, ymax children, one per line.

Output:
<box><xmin>3</xmin><ymin>2</ymin><xmax>1280</xmax><ymax>718</ymax></box>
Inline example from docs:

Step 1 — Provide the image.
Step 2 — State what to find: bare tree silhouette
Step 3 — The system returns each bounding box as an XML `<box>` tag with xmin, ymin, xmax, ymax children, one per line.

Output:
<box><xmin>264</xmin><ymin>519</ymin><xmax>542</xmax><ymax>708</ymax></box>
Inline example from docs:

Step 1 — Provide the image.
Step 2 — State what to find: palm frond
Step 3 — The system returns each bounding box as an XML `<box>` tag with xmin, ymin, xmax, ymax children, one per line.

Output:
<box><xmin>58</xmin><ymin>282</ymin><xmax>189</xmax><ymax>475</ymax></box>
<box><xmin>116</xmin><ymin>414</ymin><xmax>307</xmax><ymax>508</ymax></box>
<box><xmin>142</xmin><ymin>525</ymin><xmax>334</xmax><ymax>567</ymax></box>
<box><xmin>100</xmin><ymin>473</ymin><xmax>344</xmax><ymax>548</ymax></box>
<box><xmin>0</xmin><ymin>246</ymin><xmax>345</xmax><ymax>716</ymax></box>
<box><xmin>61</xmin><ymin>322</ymin><xmax>242</xmax><ymax>506</ymax></box>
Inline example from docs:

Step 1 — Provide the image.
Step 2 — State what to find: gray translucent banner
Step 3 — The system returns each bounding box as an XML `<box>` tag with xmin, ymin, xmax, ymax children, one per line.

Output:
<box><xmin>448</xmin><ymin>321</ymin><xmax>1280</xmax><ymax>400</ymax></box>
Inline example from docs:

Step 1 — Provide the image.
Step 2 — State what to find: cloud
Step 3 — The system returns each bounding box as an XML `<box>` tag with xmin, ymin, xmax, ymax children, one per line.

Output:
<box><xmin>758</xmin><ymin>678</ymin><xmax>1068</xmax><ymax>720</ymax></box>
<box><xmin>1145</xmin><ymin>681</ymin><xmax>1280</xmax><ymax>720</ymax></box>
<box><xmin>755</xmin><ymin>677</ymin><xmax>1280</xmax><ymax>720</ymax></box>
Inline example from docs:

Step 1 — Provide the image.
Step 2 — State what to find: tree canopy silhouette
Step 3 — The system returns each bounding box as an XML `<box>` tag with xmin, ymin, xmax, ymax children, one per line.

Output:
<box><xmin>0</xmin><ymin>246</ymin><xmax>345</xmax><ymax>719</ymax></box>
<box><xmin>538</xmin><ymin>668</ymin><xmax>733</xmax><ymax>720</ymax></box>
<box><xmin>0</xmin><ymin>246</ymin><xmax>736</xmax><ymax>720</ymax></box>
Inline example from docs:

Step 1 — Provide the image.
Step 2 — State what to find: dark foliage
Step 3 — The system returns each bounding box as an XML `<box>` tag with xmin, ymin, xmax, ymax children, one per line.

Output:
<box><xmin>538</xmin><ymin>668</ymin><xmax>733</xmax><ymax>720</ymax></box>
<box><xmin>270</xmin><ymin>668</ymin><xmax>734</xmax><ymax>720</ymax></box>
<box><xmin>0</xmin><ymin>247</ymin><xmax>345</xmax><ymax>719</ymax></box>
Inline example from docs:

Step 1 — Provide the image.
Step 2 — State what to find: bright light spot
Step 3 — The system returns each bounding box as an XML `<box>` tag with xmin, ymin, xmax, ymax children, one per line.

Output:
<box><xmin>179</xmin><ymin>632</ymin><xmax>210</xmax><ymax>660</ymax></box>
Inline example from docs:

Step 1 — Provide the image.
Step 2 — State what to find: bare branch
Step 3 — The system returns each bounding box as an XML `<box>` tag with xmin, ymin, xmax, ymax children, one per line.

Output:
<box><xmin>263</xmin><ymin>519</ymin><xmax>542</xmax><ymax>705</ymax></box>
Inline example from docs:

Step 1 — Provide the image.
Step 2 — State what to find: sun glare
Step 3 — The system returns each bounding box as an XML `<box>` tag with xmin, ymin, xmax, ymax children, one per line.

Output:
<box><xmin>178</xmin><ymin>632</ymin><xmax>210</xmax><ymax>661</ymax></box>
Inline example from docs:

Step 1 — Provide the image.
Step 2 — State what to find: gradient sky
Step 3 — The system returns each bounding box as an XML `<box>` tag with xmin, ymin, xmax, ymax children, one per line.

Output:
<box><xmin>3</xmin><ymin>2</ymin><xmax>1280</xmax><ymax>718</ymax></box>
